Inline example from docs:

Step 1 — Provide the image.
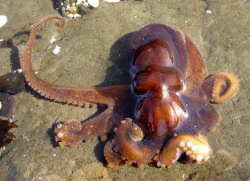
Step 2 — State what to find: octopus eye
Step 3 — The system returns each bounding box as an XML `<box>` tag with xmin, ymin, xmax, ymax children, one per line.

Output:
<box><xmin>132</xmin><ymin>71</ymin><xmax>150</xmax><ymax>95</ymax></box>
<box><xmin>167</xmin><ymin>73</ymin><xmax>184</xmax><ymax>91</ymax></box>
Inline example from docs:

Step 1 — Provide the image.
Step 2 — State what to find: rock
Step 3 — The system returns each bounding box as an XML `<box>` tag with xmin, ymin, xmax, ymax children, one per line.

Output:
<box><xmin>87</xmin><ymin>0</ymin><xmax>99</xmax><ymax>8</ymax></box>
<box><xmin>105</xmin><ymin>0</ymin><xmax>121</xmax><ymax>3</ymax></box>
<box><xmin>0</xmin><ymin>93</ymin><xmax>16</xmax><ymax>117</ymax></box>
<box><xmin>78</xmin><ymin>5</ymin><xmax>89</xmax><ymax>16</ymax></box>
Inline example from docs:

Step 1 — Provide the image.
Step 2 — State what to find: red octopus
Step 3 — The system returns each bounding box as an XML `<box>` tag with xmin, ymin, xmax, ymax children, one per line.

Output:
<box><xmin>22</xmin><ymin>15</ymin><xmax>240</xmax><ymax>169</ymax></box>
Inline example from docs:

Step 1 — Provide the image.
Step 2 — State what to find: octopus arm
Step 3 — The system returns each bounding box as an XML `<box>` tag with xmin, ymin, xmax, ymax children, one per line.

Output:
<box><xmin>155</xmin><ymin>134</ymin><xmax>212</xmax><ymax>168</ymax></box>
<box><xmin>200</xmin><ymin>72</ymin><xmax>240</xmax><ymax>104</ymax></box>
<box><xmin>104</xmin><ymin>118</ymin><xmax>159</xmax><ymax>169</ymax></box>
<box><xmin>22</xmin><ymin>15</ymin><xmax>130</xmax><ymax>107</ymax></box>
<box><xmin>180</xmin><ymin>32</ymin><xmax>208</xmax><ymax>94</ymax></box>
<box><xmin>176</xmin><ymin>104</ymin><xmax>219</xmax><ymax>135</ymax></box>
<box><xmin>55</xmin><ymin>107</ymin><xmax>122</xmax><ymax>149</ymax></box>
<box><xmin>104</xmin><ymin>141</ymin><xmax>125</xmax><ymax>170</ymax></box>
<box><xmin>197</xmin><ymin>104</ymin><xmax>220</xmax><ymax>132</ymax></box>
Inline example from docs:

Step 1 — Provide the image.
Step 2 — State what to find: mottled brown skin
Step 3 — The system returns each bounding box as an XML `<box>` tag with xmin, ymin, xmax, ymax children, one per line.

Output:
<box><xmin>22</xmin><ymin>16</ymin><xmax>240</xmax><ymax>169</ymax></box>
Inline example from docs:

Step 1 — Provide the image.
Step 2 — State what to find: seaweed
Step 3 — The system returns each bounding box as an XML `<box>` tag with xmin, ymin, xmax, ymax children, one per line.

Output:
<box><xmin>0</xmin><ymin>116</ymin><xmax>18</xmax><ymax>148</ymax></box>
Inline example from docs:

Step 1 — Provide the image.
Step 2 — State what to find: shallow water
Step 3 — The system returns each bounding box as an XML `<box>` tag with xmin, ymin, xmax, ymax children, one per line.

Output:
<box><xmin>0</xmin><ymin>0</ymin><xmax>249</xmax><ymax>180</ymax></box>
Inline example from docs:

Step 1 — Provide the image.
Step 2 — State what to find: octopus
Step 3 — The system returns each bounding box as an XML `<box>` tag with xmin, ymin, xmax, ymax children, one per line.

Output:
<box><xmin>22</xmin><ymin>15</ymin><xmax>240</xmax><ymax>169</ymax></box>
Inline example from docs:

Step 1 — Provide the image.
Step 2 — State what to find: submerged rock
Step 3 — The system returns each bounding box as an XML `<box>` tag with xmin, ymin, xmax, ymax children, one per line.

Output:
<box><xmin>0</xmin><ymin>69</ymin><xmax>25</xmax><ymax>94</ymax></box>
<box><xmin>0</xmin><ymin>93</ymin><xmax>16</xmax><ymax>117</ymax></box>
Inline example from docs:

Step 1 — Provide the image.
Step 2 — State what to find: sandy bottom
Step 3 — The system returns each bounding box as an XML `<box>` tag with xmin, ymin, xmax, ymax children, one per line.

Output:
<box><xmin>0</xmin><ymin>0</ymin><xmax>249</xmax><ymax>180</ymax></box>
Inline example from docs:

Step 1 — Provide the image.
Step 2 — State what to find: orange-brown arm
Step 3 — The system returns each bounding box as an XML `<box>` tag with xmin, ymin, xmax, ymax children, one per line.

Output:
<box><xmin>22</xmin><ymin>15</ymin><xmax>130</xmax><ymax>108</ymax></box>
<box><xmin>22</xmin><ymin>15</ymin><xmax>131</xmax><ymax>148</ymax></box>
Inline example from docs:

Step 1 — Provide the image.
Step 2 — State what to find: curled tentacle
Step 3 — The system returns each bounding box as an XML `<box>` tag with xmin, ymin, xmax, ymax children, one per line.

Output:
<box><xmin>54</xmin><ymin>117</ymin><xmax>106</xmax><ymax>149</ymax></box>
<box><xmin>210</xmin><ymin>72</ymin><xmax>240</xmax><ymax>103</ymax></box>
<box><xmin>104</xmin><ymin>141</ymin><xmax>124</xmax><ymax>170</ymax></box>
<box><xmin>55</xmin><ymin>109</ymin><xmax>122</xmax><ymax>149</ymax></box>
<box><xmin>155</xmin><ymin>134</ymin><xmax>212</xmax><ymax>168</ymax></box>
<box><xmin>55</xmin><ymin>119</ymin><xmax>82</xmax><ymax>149</ymax></box>
<box><xmin>109</xmin><ymin>118</ymin><xmax>157</xmax><ymax>168</ymax></box>
<box><xmin>200</xmin><ymin>72</ymin><xmax>240</xmax><ymax>104</ymax></box>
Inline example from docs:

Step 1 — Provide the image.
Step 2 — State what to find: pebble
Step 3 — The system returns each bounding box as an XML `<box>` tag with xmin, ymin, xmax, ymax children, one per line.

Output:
<box><xmin>53</xmin><ymin>46</ymin><xmax>61</xmax><ymax>55</ymax></box>
<box><xmin>88</xmin><ymin>0</ymin><xmax>99</xmax><ymax>8</ymax></box>
<box><xmin>105</xmin><ymin>0</ymin><xmax>121</xmax><ymax>2</ymax></box>
<box><xmin>0</xmin><ymin>15</ymin><xmax>7</xmax><ymax>28</ymax></box>
<box><xmin>206</xmin><ymin>10</ymin><xmax>212</xmax><ymax>14</ymax></box>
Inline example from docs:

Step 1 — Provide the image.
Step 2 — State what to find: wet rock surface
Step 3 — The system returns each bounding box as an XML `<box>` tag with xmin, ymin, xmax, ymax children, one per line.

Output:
<box><xmin>0</xmin><ymin>0</ymin><xmax>249</xmax><ymax>180</ymax></box>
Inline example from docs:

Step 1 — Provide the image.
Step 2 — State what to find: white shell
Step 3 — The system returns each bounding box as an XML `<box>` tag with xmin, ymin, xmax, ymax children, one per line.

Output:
<box><xmin>0</xmin><ymin>15</ymin><xmax>8</xmax><ymax>28</ymax></box>
<box><xmin>88</xmin><ymin>0</ymin><xmax>99</xmax><ymax>8</ymax></box>
<box><xmin>50</xmin><ymin>36</ymin><xmax>56</xmax><ymax>43</ymax></box>
<box><xmin>206</xmin><ymin>10</ymin><xmax>212</xmax><ymax>14</ymax></box>
<box><xmin>105</xmin><ymin>0</ymin><xmax>120</xmax><ymax>3</ymax></box>
<box><xmin>53</xmin><ymin>46</ymin><xmax>61</xmax><ymax>55</ymax></box>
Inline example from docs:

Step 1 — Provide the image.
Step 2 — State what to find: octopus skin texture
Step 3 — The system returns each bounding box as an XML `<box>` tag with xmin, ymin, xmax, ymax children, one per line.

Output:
<box><xmin>22</xmin><ymin>15</ymin><xmax>240</xmax><ymax>169</ymax></box>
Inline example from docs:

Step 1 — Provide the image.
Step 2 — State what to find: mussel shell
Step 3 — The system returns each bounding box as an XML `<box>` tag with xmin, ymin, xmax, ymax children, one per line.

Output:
<box><xmin>0</xmin><ymin>93</ymin><xmax>16</xmax><ymax>117</ymax></box>
<box><xmin>0</xmin><ymin>70</ymin><xmax>25</xmax><ymax>94</ymax></box>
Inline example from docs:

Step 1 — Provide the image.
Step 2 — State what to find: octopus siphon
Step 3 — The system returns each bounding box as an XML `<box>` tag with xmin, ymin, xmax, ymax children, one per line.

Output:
<box><xmin>22</xmin><ymin>15</ymin><xmax>240</xmax><ymax>169</ymax></box>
